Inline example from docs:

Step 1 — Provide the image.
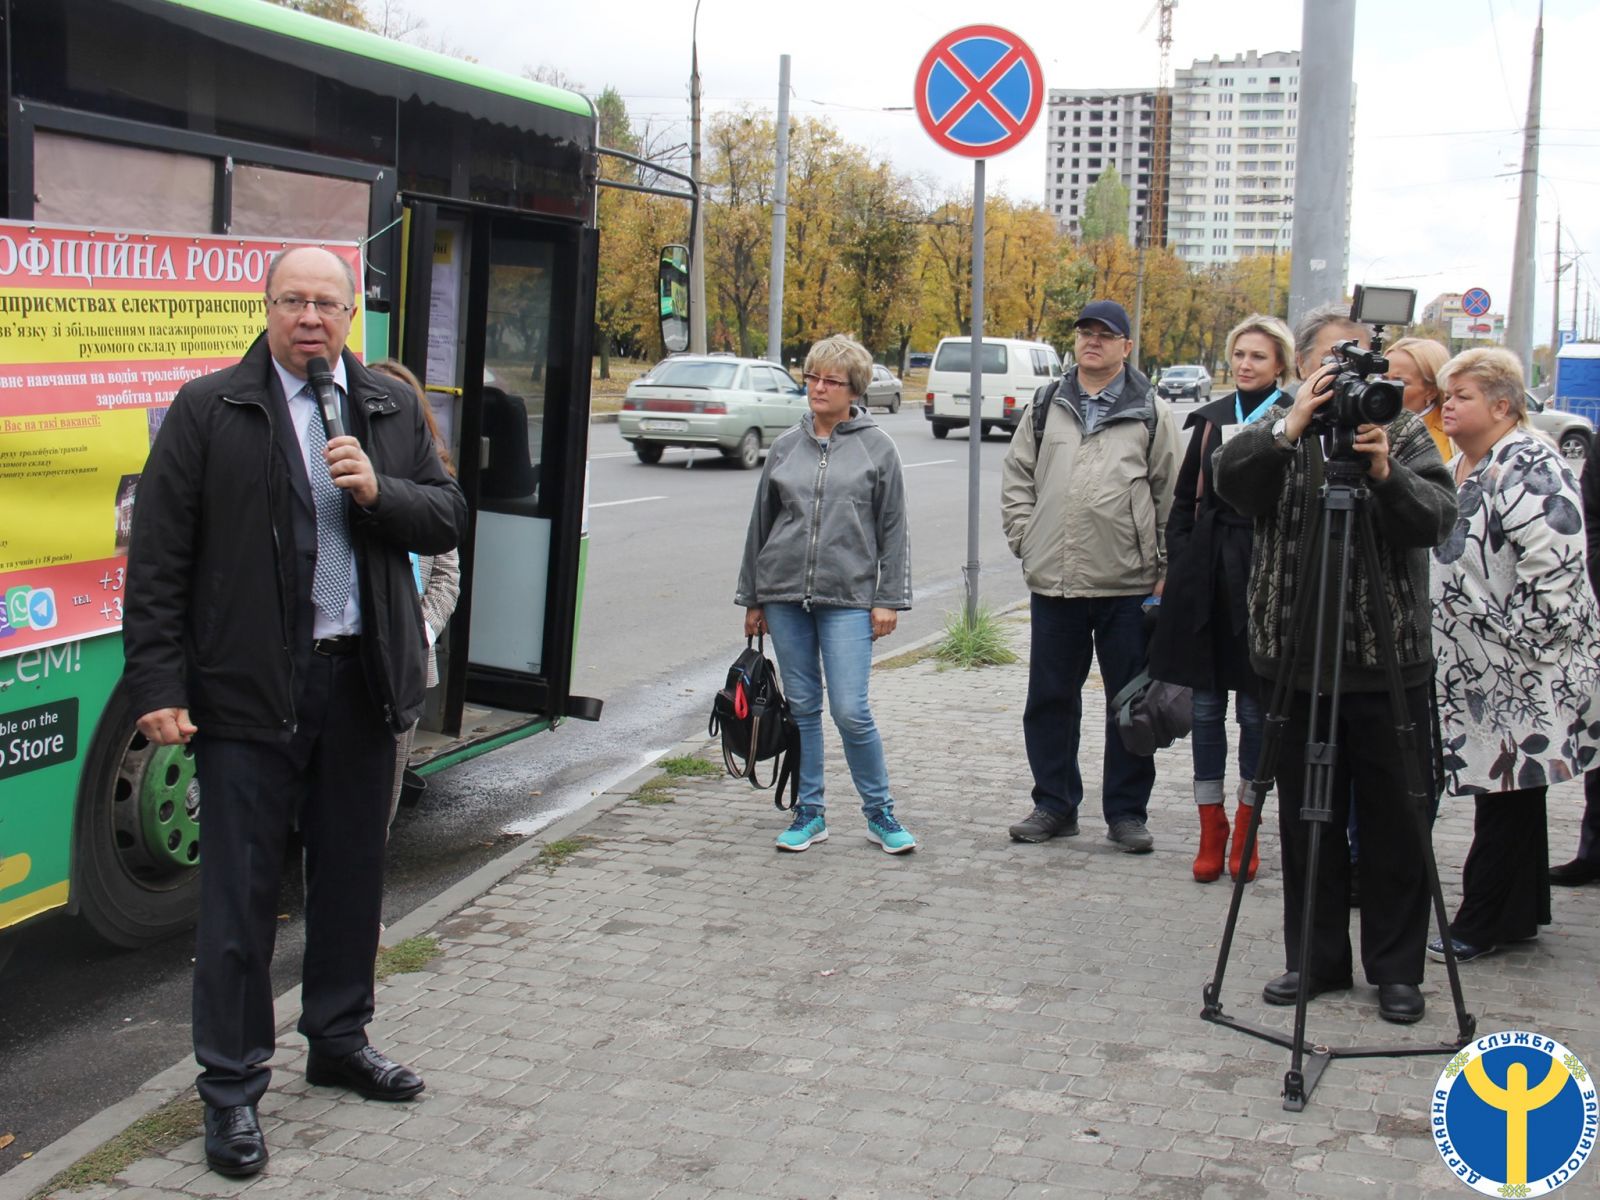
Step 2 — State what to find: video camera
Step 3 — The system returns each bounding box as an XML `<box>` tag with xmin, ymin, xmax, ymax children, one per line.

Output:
<box><xmin>1308</xmin><ymin>284</ymin><xmax>1417</xmax><ymax>458</ymax></box>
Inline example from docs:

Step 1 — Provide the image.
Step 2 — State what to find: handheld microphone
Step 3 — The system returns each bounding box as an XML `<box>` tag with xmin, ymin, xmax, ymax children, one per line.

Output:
<box><xmin>306</xmin><ymin>356</ymin><xmax>346</xmax><ymax>440</ymax></box>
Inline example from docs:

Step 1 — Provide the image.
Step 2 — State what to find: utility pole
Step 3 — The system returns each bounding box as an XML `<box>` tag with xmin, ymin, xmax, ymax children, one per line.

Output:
<box><xmin>1287</xmin><ymin>0</ymin><xmax>1355</xmax><ymax>326</ymax></box>
<box><xmin>1506</xmin><ymin>3</ymin><xmax>1543</xmax><ymax>370</ymax></box>
<box><xmin>766</xmin><ymin>55</ymin><xmax>791</xmax><ymax>365</ymax></box>
<box><xmin>1131</xmin><ymin>222</ymin><xmax>1147</xmax><ymax>369</ymax></box>
<box><xmin>688</xmin><ymin>0</ymin><xmax>707</xmax><ymax>353</ymax></box>
<box><xmin>1550</xmin><ymin>210</ymin><xmax>1562</xmax><ymax>369</ymax></box>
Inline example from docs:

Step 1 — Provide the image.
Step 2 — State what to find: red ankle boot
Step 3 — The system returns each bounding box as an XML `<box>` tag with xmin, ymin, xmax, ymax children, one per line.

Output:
<box><xmin>1194</xmin><ymin>804</ymin><xmax>1229</xmax><ymax>882</ymax></box>
<box><xmin>1229</xmin><ymin>800</ymin><xmax>1260</xmax><ymax>882</ymax></box>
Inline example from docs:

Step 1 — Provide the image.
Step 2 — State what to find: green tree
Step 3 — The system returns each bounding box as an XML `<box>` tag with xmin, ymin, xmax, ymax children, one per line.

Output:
<box><xmin>591</xmin><ymin>87</ymin><xmax>649</xmax><ymax>379</ymax></box>
<box><xmin>704</xmin><ymin>111</ymin><xmax>774</xmax><ymax>357</ymax></box>
<box><xmin>1079</xmin><ymin>168</ymin><xmax>1131</xmax><ymax>244</ymax></box>
<box><xmin>837</xmin><ymin>163</ymin><xmax>920</xmax><ymax>360</ymax></box>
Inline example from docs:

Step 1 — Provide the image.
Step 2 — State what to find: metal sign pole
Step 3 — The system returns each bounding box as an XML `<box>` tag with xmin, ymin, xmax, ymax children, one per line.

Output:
<box><xmin>964</xmin><ymin>158</ymin><xmax>985</xmax><ymax>627</ymax></box>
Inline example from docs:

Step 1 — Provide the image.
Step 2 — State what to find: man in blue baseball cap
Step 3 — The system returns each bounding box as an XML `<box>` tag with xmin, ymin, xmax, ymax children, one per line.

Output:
<box><xmin>1000</xmin><ymin>298</ymin><xmax>1180</xmax><ymax>853</ymax></box>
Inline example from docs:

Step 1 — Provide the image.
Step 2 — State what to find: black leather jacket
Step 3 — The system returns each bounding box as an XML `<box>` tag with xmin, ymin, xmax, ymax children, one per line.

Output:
<box><xmin>123</xmin><ymin>335</ymin><xmax>466</xmax><ymax>741</ymax></box>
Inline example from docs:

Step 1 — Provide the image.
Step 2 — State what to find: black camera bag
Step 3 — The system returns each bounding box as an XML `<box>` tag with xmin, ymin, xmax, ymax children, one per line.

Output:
<box><xmin>709</xmin><ymin>636</ymin><xmax>800</xmax><ymax>809</ymax></box>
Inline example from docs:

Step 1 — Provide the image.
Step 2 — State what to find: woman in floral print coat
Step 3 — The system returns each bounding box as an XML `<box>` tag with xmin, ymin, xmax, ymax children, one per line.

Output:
<box><xmin>1429</xmin><ymin>347</ymin><xmax>1600</xmax><ymax>963</ymax></box>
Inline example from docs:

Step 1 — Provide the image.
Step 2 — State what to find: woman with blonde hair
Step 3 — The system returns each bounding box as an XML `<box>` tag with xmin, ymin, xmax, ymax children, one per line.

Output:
<box><xmin>1386</xmin><ymin>336</ymin><xmax>1451</xmax><ymax>460</ymax></box>
<box><xmin>1428</xmin><ymin>347</ymin><xmax>1600</xmax><ymax>962</ymax></box>
<box><xmin>1150</xmin><ymin>313</ymin><xmax>1294</xmax><ymax>883</ymax></box>
<box><xmin>737</xmin><ymin>335</ymin><xmax>914</xmax><ymax>854</ymax></box>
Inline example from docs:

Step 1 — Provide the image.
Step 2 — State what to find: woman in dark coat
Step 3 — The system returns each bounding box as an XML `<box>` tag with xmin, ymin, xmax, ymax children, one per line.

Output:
<box><xmin>1150</xmin><ymin>313</ymin><xmax>1295</xmax><ymax>882</ymax></box>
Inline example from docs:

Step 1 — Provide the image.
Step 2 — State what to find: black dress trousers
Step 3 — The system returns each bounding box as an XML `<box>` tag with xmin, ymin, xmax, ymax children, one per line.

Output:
<box><xmin>1273</xmin><ymin>685</ymin><xmax>1434</xmax><ymax>986</ymax></box>
<box><xmin>190</xmin><ymin>650</ymin><xmax>395</xmax><ymax>1109</ymax></box>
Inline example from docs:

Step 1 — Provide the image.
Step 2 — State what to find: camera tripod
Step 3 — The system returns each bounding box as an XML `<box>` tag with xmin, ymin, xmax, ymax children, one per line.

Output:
<box><xmin>1200</xmin><ymin>450</ymin><xmax>1476</xmax><ymax>1111</ymax></box>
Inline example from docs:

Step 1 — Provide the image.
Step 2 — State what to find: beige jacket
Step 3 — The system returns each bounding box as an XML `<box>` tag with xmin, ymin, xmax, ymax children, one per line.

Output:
<box><xmin>1000</xmin><ymin>367</ymin><xmax>1181</xmax><ymax>597</ymax></box>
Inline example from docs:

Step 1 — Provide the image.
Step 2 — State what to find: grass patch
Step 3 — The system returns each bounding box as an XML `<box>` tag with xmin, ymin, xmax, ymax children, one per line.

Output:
<box><xmin>535</xmin><ymin>835</ymin><xmax>595</xmax><ymax>870</ymax></box>
<box><xmin>633</xmin><ymin>780</ymin><xmax>676</xmax><ymax>806</ymax></box>
<box><xmin>933</xmin><ymin>607</ymin><xmax>1019</xmax><ymax>669</ymax></box>
<box><xmin>876</xmin><ymin>643</ymin><xmax>942</xmax><ymax>670</ymax></box>
<box><xmin>35</xmin><ymin>1096</ymin><xmax>203</xmax><ymax>1195</ymax></box>
<box><xmin>375</xmin><ymin>934</ymin><xmax>442</xmax><ymax>981</ymax></box>
<box><xmin>660</xmin><ymin>755</ymin><xmax>720</xmax><ymax>778</ymax></box>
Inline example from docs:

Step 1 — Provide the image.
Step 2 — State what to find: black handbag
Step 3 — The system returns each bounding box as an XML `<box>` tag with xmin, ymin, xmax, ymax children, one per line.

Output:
<box><xmin>709</xmin><ymin>635</ymin><xmax>801</xmax><ymax>809</ymax></box>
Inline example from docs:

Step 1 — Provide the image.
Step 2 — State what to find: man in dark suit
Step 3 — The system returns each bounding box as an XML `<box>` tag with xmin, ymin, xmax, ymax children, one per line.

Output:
<box><xmin>124</xmin><ymin>246</ymin><xmax>466</xmax><ymax>1177</ymax></box>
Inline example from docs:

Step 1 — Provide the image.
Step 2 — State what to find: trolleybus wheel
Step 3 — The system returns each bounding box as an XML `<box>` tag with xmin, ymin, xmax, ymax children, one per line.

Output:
<box><xmin>73</xmin><ymin>681</ymin><xmax>202</xmax><ymax>948</ymax></box>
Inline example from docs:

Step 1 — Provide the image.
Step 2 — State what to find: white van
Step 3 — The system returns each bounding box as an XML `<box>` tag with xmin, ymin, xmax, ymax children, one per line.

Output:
<box><xmin>922</xmin><ymin>336</ymin><xmax>1063</xmax><ymax>439</ymax></box>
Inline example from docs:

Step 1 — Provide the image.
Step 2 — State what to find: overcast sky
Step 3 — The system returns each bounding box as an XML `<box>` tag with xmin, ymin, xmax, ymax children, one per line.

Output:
<box><xmin>397</xmin><ymin>0</ymin><xmax>1597</xmax><ymax>343</ymax></box>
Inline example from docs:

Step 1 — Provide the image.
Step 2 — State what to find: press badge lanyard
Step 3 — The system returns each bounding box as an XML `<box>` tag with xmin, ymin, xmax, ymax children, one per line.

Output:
<box><xmin>1237</xmin><ymin>388</ymin><xmax>1281</xmax><ymax>426</ymax></box>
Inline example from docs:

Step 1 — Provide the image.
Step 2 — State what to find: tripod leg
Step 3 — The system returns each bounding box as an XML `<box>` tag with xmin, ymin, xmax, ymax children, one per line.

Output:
<box><xmin>1355</xmin><ymin>507</ymin><xmax>1476</xmax><ymax>1045</ymax></box>
<box><xmin>1285</xmin><ymin>499</ymin><xmax>1359</xmax><ymax>1104</ymax></box>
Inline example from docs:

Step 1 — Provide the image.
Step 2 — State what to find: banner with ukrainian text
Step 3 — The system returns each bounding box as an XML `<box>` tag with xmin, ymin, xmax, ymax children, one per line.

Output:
<box><xmin>0</xmin><ymin>223</ymin><xmax>363</xmax><ymax>656</ymax></box>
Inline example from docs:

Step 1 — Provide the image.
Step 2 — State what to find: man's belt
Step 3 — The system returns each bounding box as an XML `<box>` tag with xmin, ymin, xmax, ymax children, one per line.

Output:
<box><xmin>312</xmin><ymin>635</ymin><xmax>361</xmax><ymax>656</ymax></box>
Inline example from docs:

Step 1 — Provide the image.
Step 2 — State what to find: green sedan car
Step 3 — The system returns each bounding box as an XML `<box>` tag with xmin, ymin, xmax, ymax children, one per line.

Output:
<box><xmin>619</xmin><ymin>355</ymin><xmax>809</xmax><ymax>468</ymax></box>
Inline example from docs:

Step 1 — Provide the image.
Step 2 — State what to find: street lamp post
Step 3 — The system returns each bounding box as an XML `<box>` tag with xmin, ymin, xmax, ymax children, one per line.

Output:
<box><xmin>688</xmin><ymin>0</ymin><xmax>707</xmax><ymax>353</ymax></box>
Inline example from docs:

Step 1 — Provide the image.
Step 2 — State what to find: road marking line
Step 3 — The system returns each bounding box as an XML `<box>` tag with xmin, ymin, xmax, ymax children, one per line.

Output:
<box><xmin>590</xmin><ymin>495</ymin><xmax>668</xmax><ymax>509</ymax></box>
<box><xmin>903</xmin><ymin>459</ymin><xmax>957</xmax><ymax>468</ymax></box>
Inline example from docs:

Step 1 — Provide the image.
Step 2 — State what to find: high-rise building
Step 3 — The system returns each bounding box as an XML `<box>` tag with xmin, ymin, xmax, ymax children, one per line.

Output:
<box><xmin>1167</xmin><ymin>51</ymin><xmax>1306</xmax><ymax>266</ymax></box>
<box><xmin>1042</xmin><ymin>88</ymin><xmax>1156</xmax><ymax>240</ymax></box>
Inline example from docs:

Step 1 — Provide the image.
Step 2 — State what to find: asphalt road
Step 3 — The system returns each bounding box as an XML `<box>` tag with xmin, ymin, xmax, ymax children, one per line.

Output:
<box><xmin>0</xmin><ymin>404</ymin><xmax>1054</xmax><ymax>1175</ymax></box>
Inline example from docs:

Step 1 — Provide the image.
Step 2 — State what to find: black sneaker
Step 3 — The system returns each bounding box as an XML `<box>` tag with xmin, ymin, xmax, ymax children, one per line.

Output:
<box><xmin>1107</xmin><ymin>819</ymin><xmax>1154</xmax><ymax>853</ymax></box>
<box><xmin>1009</xmin><ymin>807</ymin><xmax>1079</xmax><ymax>842</ymax></box>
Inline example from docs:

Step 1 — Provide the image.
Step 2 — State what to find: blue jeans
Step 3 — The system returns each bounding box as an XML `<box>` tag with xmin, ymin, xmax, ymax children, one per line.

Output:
<box><xmin>1023</xmin><ymin>593</ymin><xmax>1154</xmax><ymax>825</ymax></box>
<box><xmin>762</xmin><ymin>603</ymin><xmax>891</xmax><ymax>814</ymax></box>
<box><xmin>1190</xmin><ymin>688</ymin><xmax>1263</xmax><ymax>784</ymax></box>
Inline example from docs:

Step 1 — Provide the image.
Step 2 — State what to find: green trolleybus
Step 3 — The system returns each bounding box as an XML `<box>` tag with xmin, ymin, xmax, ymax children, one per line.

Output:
<box><xmin>0</xmin><ymin>0</ymin><xmax>676</xmax><ymax>959</ymax></box>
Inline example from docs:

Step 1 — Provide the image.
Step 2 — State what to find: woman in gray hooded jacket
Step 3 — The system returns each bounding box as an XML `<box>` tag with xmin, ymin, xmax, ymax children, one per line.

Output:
<box><xmin>737</xmin><ymin>335</ymin><xmax>914</xmax><ymax>854</ymax></box>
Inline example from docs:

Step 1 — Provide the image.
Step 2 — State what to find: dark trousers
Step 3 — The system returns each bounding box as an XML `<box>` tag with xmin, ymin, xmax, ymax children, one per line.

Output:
<box><xmin>1575</xmin><ymin>770</ymin><xmax>1600</xmax><ymax>863</ymax></box>
<box><xmin>1450</xmin><ymin>787</ymin><xmax>1551</xmax><ymax>946</ymax></box>
<box><xmin>1275</xmin><ymin>685</ymin><xmax>1432</xmax><ymax>985</ymax></box>
<box><xmin>1023</xmin><ymin>593</ymin><xmax>1154</xmax><ymax>825</ymax></box>
<box><xmin>191</xmin><ymin>652</ymin><xmax>395</xmax><ymax>1108</ymax></box>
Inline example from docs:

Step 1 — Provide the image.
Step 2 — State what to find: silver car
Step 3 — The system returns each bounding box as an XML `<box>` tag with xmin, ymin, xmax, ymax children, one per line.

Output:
<box><xmin>619</xmin><ymin>355</ymin><xmax>808</xmax><ymax>468</ymax></box>
<box><xmin>1525</xmin><ymin>391</ymin><xmax>1593</xmax><ymax>461</ymax></box>
<box><xmin>863</xmin><ymin>364</ymin><xmax>902</xmax><ymax>413</ymax></box>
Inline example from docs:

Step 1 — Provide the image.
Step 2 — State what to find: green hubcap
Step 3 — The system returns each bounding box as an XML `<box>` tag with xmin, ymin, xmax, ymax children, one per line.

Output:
<box><xmin>133</xmin><ymin>743</ymin><xmax>202</xmax><ymax>871</ymax></box>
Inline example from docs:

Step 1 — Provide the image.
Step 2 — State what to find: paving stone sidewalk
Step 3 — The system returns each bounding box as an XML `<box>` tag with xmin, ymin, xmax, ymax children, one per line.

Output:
<box><xmin>23</xmin><ymin>610</ymin><xmax>1600</xmax><ymax>1199</ymax></box>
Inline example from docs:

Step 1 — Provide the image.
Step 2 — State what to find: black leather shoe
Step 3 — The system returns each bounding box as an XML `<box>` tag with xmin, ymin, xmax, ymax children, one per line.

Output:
<box><xmin>306</xmin><ymin>1045</ymin><xmax>425</xmax><ymax>1101</ymax></box>
<box><xmin>1377</xmin><ymin>983</ymin><xmax>1426</xmax><ymax>1024</ymax></box>
<box><xmin>204</xmin><ymin>1104</ymin><xmax>266</xmax><ymax>1177</ymax></box>
<box><xmin>1261</xmin><ymin>970</ymin><xmax>1352</xmax><ymax>1006</ymax></box>
<box><xmin>1550</xmin><ymin>858</ymin><xmax>1600</xmax><ymax>887</ymax></box>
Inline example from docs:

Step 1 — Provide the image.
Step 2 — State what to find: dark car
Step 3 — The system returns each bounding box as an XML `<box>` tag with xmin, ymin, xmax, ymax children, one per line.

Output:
<box><xmin>1157</xmin><ymin>365</ymin><xmax>1212</xmax><ymax>400</ymax></box>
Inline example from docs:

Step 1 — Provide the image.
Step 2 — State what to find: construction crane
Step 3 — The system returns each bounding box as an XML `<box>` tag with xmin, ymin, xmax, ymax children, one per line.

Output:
<box><xmin>1141</xmin><ymin>0</ymin><xmax>1176</xmax><ymax>249</ymax></box>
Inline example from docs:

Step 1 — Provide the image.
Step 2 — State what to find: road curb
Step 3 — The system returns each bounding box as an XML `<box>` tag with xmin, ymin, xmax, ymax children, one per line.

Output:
<box><xmin>0</xmin><ymin>605</ymin><xmax>1027</xmax><ymax>1199</ymax></box>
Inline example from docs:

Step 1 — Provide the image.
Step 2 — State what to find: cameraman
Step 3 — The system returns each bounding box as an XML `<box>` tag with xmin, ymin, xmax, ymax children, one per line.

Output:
<box><xmin>1212</xmin><ymin>320</ymin><xmax>1456</xmax><ymax>1025</ymax></box>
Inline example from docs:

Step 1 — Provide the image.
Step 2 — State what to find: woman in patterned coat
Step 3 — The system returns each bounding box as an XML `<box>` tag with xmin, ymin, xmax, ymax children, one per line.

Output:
<box><xmin>1429</xmin><ymin>347</ymin><xmax>1600</xmax><ymax>962</ymax></box>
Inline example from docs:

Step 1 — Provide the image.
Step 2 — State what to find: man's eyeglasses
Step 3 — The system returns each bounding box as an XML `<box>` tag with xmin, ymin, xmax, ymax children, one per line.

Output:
<box><xmin>803</xmin><ymin>373</ymin><xmax>851</xmax><ymax>391</ymax></box>
<box><xmin>1075</xmin><ymin>327</ymin><xmax>1124</xmax><ymax>344</ymax></box>
<box><xmin>268</xmin><ymin>294</ymin><xmax>355</xmax><ymax>318</ymax></box>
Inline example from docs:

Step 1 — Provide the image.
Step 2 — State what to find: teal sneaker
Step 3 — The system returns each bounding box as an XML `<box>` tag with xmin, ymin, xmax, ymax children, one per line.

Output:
<box><xmin>775</xmin><ymin>805</ymin><xmax>828</xmax><ymax>852</ymax></box>
<box><xmin>865</xmin><ymin>809</ymin><xmax>916</xmax><ymax>854</ymax></box>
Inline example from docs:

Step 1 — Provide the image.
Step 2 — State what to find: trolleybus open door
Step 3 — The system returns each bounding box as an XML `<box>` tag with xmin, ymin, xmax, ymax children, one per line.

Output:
<box><xmin>401</xmin><ymin>200</ymin><xmax>601</xmax><ymax>768</ymax></box>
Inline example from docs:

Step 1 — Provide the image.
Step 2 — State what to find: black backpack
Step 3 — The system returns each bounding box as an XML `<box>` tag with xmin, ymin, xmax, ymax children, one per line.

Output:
<box><xmin>709</xmin><ymin>636</ymin><xmax>801</xmax><ymax>809</ymax></box>
<box><xmin>1032</xmin><ymin>377</ymin><xmax>1158</xmax><ymax>454</ymax></box>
